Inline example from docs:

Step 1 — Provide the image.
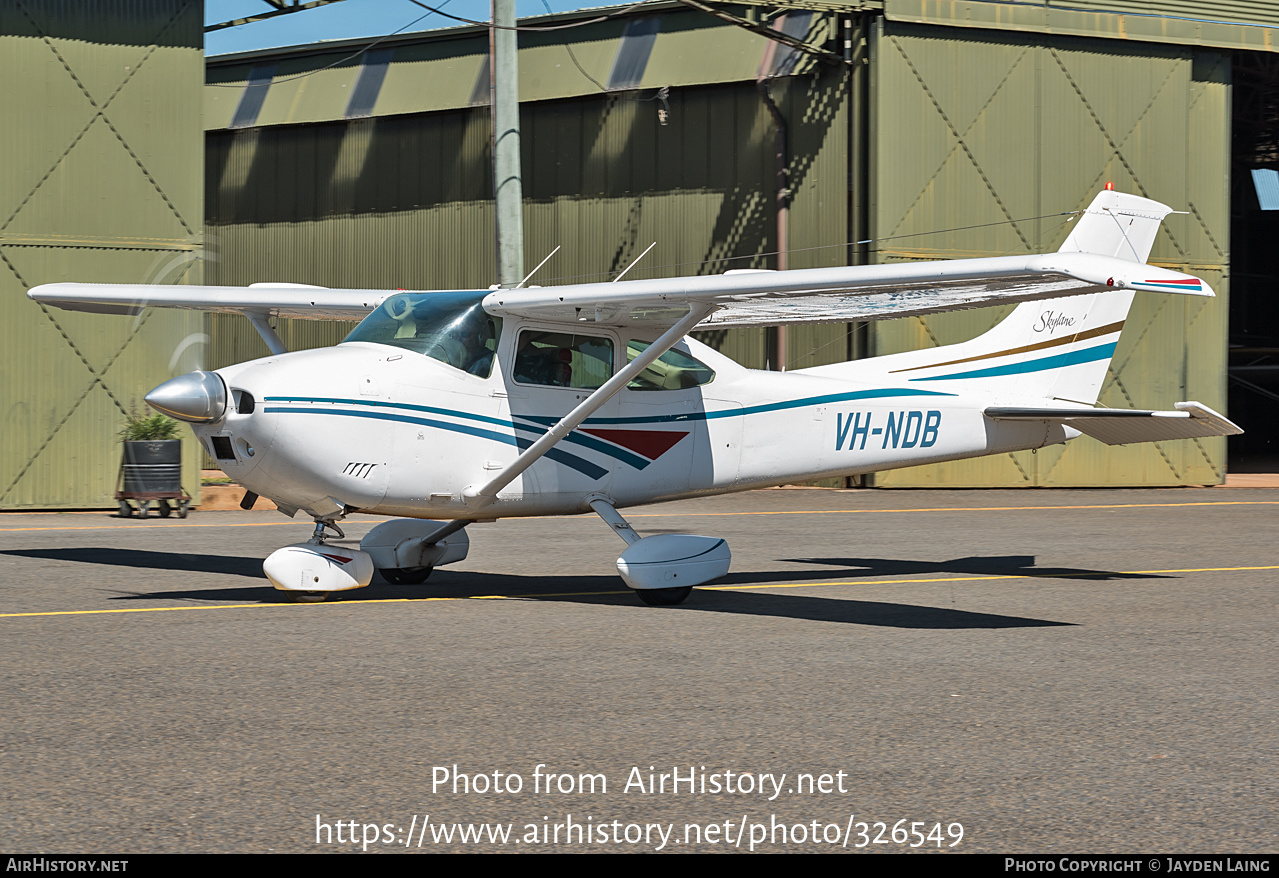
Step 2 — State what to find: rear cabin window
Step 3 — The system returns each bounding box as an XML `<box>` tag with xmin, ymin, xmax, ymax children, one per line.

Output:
<box><xmin>513</xmin><ymin>330</ymin><xmax>614</xmax><ymax>390</ymax></box>
<box><xmin>626</xmin><ymin>340</ymin><xmax>715</xmax><ymax>391</ymax></box>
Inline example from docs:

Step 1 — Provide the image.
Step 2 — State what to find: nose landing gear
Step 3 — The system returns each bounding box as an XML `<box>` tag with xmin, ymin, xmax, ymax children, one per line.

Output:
<box><xmin>263</xmin><ymin>514</ymin><xmax>374</xmax><ymax>603</ymax></box>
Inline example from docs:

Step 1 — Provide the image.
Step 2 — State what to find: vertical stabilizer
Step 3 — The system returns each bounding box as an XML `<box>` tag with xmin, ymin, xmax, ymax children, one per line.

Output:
<box><xmin>852</xmin><ymin>190</ymin><xmax>1179</xmax><ymax>406</ymax></box>
<box><xmin>1057</xmin><ymin>189</ymin><xmax>1173</xmax><ymax>263</ymax></box>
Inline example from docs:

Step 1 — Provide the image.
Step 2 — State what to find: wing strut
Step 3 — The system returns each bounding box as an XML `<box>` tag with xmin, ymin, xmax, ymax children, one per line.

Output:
<box><xmin>462</xmin><ymin>306</ymin><xmax>713</xmax><ymax>508</ymax></box>
<box><xmin>246</xmin><ymin>311</ymin><xmax>288</xmax><ymax>355</ymax></box>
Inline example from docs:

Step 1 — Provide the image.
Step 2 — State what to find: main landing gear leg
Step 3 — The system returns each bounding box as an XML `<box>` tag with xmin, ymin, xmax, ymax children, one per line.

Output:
<box><xmin>588</xmin><ymin>495</ymin><xmax>694</xmax><ymax>607</ymax></box>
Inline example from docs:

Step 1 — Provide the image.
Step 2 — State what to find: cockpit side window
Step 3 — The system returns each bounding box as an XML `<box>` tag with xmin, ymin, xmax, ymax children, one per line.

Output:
<box><xmin>513</xmin><ymin>330</ymin><xmax>614</xmax><ymax>390</ymax></box>
<box><xmin>625</xmin><ymin>340</ymin><xmax>715</xmax><ymax>390</ymax></box>
<box><xmin>342</xmin><ymin>291</ymin><xmax>502</xmax><ymax>378</ymax></box>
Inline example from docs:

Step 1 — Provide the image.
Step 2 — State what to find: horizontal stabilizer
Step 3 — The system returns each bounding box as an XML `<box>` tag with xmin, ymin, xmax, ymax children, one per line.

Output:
<box><xmin>984</xmin><ymin>402</ymin><xmax>1242</xmax><ymax>445</ymax></box>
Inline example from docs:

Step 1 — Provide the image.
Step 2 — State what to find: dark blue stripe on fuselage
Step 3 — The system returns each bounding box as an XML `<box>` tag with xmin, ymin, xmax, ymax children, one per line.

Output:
<box><xmin>262</xmin><ymin>406</ymin><xmax>609</xmax><ymax>479</ymax></box>
<box><xmin>262</xmin><ymin>387</ymin><xmax>954</xmax><ymax>478</ymax></box>
<box><xmin>265</xmin><ymin>396</ymin><xmax>651</xmax><ymax>470</ymax></box>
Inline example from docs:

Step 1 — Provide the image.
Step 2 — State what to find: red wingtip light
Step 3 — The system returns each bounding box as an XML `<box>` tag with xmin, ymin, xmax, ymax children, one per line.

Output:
<box><xmin>1107</xmin><ymin>277</ymin><xmax>1114</xmax><ymax>287</ymax></box>
<box><xmin>1104</xmin><ymin>181</ymin><xmax>1114</xmax><ymax>191</ymax></box>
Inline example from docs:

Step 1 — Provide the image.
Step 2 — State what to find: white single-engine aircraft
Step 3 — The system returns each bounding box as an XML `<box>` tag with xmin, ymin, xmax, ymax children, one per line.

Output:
<box><xmin>30</xmin><ymin>189</ymin><xmax>1241</xmax><ymax>604</ymax></box>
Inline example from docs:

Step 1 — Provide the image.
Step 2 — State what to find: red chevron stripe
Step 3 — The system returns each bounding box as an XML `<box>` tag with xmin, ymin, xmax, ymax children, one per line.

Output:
<box><xmin>580</xmin><ymin>428</ymin><xmax>689</xmax><ymax>460</ymax></box>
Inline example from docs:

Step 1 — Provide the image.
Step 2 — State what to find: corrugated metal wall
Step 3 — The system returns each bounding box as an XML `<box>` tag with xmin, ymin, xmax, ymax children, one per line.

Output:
<box><xmin>1060</xmin><ymin>0</ymin><xmax>1279</xmax><ymax>29</ymax></box>
<box><xmin>867</xmin><ymin>19</ymin><xmax>1230</xmax><ymax>486</ymax></box>
<box><xmin>204</xmin><ymin>9</ymin><xmax>814</xmax><ymax>128</ymax></box>
<box><xmin>1</xmin><ymin>0</ymin><xmax>204</xmax><ymax>509</ymax></box>
<box><xmin>205</xmin><ymin>22</ymin><xmax>855</xmax><ymax>374</ymax></box>
<box><xmin>882</xmin><ymin>0</ymin><xmax>1279</xmax><ymax>53</ymax></box>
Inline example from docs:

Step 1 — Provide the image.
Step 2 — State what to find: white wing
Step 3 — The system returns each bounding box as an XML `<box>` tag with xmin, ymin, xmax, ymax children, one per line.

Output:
<box><xmin>27</xmin><ymin>254</ymin><xmax>1209</xmax><ymax>331</ymax></box>
<box><xmin>28</xmin><ymin>190</ymin><xmax>1210</xmax><ymax>335</ymax></box>
<box><xmin>26</xmin><ymin>282</ymin><xmax>384</xmax><ymax>321</ymax></box>
<box><xmin>482</xmin><ymin>252</ymin><xmax>1211</xmax><ymax>331</ymax></box>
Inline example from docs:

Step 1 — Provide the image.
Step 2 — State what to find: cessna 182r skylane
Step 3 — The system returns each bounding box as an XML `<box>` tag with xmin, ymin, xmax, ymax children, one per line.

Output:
<box><xmin>30</xmin><ymin>189</ymin><xmax>1241</xmax><ymax>605</ymax></box>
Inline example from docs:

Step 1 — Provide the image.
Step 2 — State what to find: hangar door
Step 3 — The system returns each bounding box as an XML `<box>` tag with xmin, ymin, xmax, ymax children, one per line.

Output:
<box><xmin>867</xmin><ymin>20</ymin><xmax>1230</xmax><ymax>487</ymax></box>
<box><xmin>0</xmin><ymin>1</ymin><xmax>205</xmax><ymax>509</ymax></box>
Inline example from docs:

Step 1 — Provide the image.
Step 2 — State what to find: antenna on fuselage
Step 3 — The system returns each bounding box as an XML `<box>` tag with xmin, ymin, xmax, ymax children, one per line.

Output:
<box><xmin>612</xmin><ymin>241</ymin><xmax>657</xmax><ymax>283</ymax></box>
<box><xmin>514</xmin><ymin>245</ymin><xmax>561</xmax><ymax>289</ymax></box>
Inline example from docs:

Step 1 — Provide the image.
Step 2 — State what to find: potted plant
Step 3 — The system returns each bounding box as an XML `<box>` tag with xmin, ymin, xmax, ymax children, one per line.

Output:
<box><xmin>117</xmin><ymin>408</ymin><xmax>189</xmax><ymax>518</ymax></box>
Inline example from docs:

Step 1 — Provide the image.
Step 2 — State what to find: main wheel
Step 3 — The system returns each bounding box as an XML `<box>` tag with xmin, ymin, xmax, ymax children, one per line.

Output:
<box><xmin>137</xmin><ymin>500</ymin><xmax>149</xmax><ymax>519</ymax></box>
<box><xmin>156</xmin><ymin>499</ymin><xmax>172</xmax><ymax>518</ymax></box>
<box><xmin>635</xmin><ymin>586</ymin><xmax>692</xmax><ymax>606</ymax></box>
<box><xmin>282</xmin><ymin>590</ymin><xmax>331</xmax><ymax>603</ymax></box>
<box><xmin>117</xmin><ymin>501</ymin><xmax>134</xmax><ymax>518</ymax></box>
<box><xmin>381</xmin><ymin>567</ymin><xmax>433</xmax><ymax>585</ymax></box>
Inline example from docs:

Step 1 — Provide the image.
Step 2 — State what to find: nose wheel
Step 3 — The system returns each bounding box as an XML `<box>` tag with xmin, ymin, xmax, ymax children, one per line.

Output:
<box><xmin>263</xmin><ymin>514</ymin><xmax>373</xmax><ymax>603</ymax></box>
<box><xmin>380</xmin><ymin>567</ymin><xmax>434</xmax><ymax>585</ymax></box>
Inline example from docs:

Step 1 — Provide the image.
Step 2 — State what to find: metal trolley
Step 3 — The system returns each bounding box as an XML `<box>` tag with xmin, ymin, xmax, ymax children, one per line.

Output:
<box><xmin>116</xmin><ymin>440</ymin><xmax>191</xmax><ymax>518</ymax></box>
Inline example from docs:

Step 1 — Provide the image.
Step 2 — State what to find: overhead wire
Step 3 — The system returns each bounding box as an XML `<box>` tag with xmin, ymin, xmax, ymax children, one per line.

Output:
<box><xmin>406</xmin><ymin>0</ymin><xmax>658</xmax><ymax>32</ymax></box>
<box><xmin>209</xmin><ymin>0</ymin><xmax>661</xmax><ymax>88</ymax></box>
<box><xmin>207</xmin><ymin>2</ymin><xmax>449</xmax><ymax>86</ymax></box>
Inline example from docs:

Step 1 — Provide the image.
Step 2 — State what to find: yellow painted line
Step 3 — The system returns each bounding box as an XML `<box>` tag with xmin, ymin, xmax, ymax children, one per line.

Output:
<box><xmin>0</xmin><ymin>590</ymin><xmax>631</xmax><ymax>618</ymax></box>
<box><xmin>700</xmin><ymin>565</ymin><xmax>1279</xmax><ymax>591</ymax></box>
<box><xmin>2</xmin><ymin>565</ymin><xmax>1275</xmax><ymax>620</ymax></box>
<box><xmin>628</xmin><ymin>500</ymin><xmax>1279</xmax><ymax>518</ymax></box>
<box><xmin>3</xmin><ymin>499</ymin><xmax>1277</xmax><ymax>533</ymax></box>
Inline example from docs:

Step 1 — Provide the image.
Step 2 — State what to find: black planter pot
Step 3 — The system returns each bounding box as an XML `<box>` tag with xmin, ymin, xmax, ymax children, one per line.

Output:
<box><xmin>121</xmin><ymin>439</ymin><xmax>182</xmax><ymax>494</ymax></box>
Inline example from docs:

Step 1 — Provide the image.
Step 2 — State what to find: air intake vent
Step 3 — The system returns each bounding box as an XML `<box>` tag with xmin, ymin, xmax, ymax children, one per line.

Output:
<box><xmin>343</xmin><ymin>462</ymin><xmax>377</xmax><ymax>479</ymax></box>
<box><xmin>211</xmin><ymin>436</ymin><xmax>236</xmax><ymax>461</ymax></box>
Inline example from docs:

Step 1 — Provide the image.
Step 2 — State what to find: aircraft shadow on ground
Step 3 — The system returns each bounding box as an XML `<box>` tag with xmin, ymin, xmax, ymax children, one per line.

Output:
<box><xmin>1</xmin><ymin>547</ymin><xmax>263</xmax><ymax>578</ymax></box>
<box><xmin>393</xmin><ymin>570</ymin><xmax>1076</xmax><ymax>629</ymax></box>
<box><xmin>3</xmin><ymin>547</ymin><xmax>1148</xmax><ymax>628</ymax></box>
<box><xmin>769</xmin><ymin>555</ymin><xmax>1170</xmax><ymax>583</ymax></box>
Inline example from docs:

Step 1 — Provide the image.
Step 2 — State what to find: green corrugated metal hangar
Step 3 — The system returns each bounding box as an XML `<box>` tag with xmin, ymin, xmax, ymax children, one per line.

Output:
<box><xmin>5</xmin><ymin>0</ymin><xmax>1279</xmax><ymax>507</ymax></box>
<box><xmin>1</xmin><ymin>1</ymin><xmax>206</xmax><ymax>509</ymax></box>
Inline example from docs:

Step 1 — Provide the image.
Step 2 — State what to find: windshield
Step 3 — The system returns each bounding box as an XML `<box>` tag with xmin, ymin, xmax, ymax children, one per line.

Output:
<box><xmin>342</xmin><ymin>291</ymin><xmax>501</xmax><ymax>377</ymax></box>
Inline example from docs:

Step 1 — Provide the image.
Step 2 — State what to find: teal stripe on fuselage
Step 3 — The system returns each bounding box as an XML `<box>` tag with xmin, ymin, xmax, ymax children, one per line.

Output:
<box><xmin>262</xmin><ymin>406</ymin><xmax>610</xmax><ymax>479</ymax></box>
<box><xmin>264</xmin><ymin>396</ymin><xmax>650</xmax><ymax>469</ymax></box>
<box><xmin>264</xmin><ymin>396</ymin><xmax>512</xmax><ymax>428</ymax></box>
<box><xmin>262</xmin><ymin>388</ymin><xmax>954</xmax><ymax>473</ymax></box>
<box><xmin>519</xmin><ymin>388</ymin><xmax>955</xmax><ymax>427</ymax></box>
<box><xmin>909</xmin><ymin>342</ymin><xmax>1117</xmax><ymax>382</ymax></box>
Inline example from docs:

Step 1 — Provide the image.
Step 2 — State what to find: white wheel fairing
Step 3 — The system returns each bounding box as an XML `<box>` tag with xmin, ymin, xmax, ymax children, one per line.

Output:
<box><xmin>263</xmin><ymin>543</ymin><xmax>374</xmax><ymax>593</ymax></box>
<box><xmin>617</xmin><ymin>534</ymin><xmax>731</xmax><ymax>590</ymax></box>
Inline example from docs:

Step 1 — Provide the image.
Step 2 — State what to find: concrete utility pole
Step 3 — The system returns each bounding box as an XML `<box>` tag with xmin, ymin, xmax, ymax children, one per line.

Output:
<box><xmin>490</xmin><ymin>0</ymin><xmax>524</xmax><ymax>288</ymax></box>
<box><xmin>758</xmin><ymin>37</ymin><xmax>790</xmax><ymax>371</ymax></box>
